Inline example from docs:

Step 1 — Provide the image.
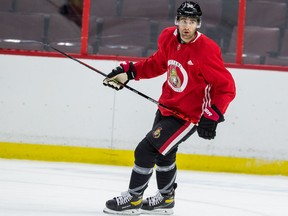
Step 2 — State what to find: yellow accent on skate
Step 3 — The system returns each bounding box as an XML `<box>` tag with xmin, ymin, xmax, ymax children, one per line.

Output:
<box><xmin>131</xmin><ymin>199</ymin><xmax>142</xmax><ymax>206</ymax></box>
<box><xmin>165</xmin><ymin>199</ymin><xmax>174</xmax><ymax>203</ymax></box>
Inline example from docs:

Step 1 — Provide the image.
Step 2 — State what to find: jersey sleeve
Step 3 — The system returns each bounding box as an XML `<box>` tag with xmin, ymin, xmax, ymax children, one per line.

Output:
<box><xmin>199</xmin><ymin>41</ymin><xmax>236</xmax><ymax>114</ymax></box>
<box><xmin>133</xmin><ymin>28</ymin><xmax>172</xmax><ymax>80</ymax></box>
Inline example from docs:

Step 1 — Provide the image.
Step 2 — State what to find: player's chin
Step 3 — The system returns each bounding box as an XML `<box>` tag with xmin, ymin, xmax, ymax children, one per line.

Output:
<box><xmin>181</xmin><ymin>34</ymin><xmax>192</xmax><ymax>40</ymax></box>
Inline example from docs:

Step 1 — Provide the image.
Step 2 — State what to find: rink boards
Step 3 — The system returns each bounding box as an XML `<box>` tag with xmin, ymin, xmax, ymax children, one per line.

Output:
<box><xmin>0</xmin><ymin>142</ymin><xmax>287</xmax><ymax>175</ymax></box>
<box><xmin>1</xmin><ymin>55</ymin><xmax>288</xmax><ymax>176</ymax></box>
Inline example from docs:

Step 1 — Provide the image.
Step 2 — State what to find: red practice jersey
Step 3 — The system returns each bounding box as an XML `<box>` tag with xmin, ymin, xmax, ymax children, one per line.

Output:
<box><xmin>134</xmin><ymin>27</ymin><xmax>236</xmax><ymax>123</ymax></box>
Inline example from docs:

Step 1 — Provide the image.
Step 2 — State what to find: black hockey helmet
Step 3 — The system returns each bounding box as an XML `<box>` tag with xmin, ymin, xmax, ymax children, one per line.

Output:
<box><xmin>176</xmin><ymin>1</ymin><xmax>202</xmax><ymax>20</ymax></box>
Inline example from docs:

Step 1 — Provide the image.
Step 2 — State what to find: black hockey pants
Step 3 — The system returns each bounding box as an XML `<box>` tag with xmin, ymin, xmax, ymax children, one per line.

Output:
<box><xmin>128</xmin><ymin>110</ymin><xmax>196</xmax><ymax>195</ymax></box>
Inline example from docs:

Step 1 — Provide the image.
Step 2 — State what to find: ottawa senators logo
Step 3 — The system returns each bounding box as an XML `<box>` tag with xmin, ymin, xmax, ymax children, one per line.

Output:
<box><xmin>167</xmin><ymin>60</ymin><xmax>188</xmax><ymax>92</ymax></box>
<box><xmin>152</xmin><ymin>127</ymin><xmax>162</xmax><ymax>139</ymax></box>
<box><xmin>169</xmin><ymin>67</ymin><xmax>181</xmax><ymax>88</ymax></box>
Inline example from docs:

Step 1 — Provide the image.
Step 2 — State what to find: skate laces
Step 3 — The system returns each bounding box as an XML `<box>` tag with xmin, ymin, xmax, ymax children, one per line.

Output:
<box><xmin>115</xmin><ymin>191</ymin><xmax>133</xmax><ymax>205</ymax></box>
<box><xmin>147</xmin><ymin>191</ymin><xmax>164</xmax><ymax>206</ymax></box>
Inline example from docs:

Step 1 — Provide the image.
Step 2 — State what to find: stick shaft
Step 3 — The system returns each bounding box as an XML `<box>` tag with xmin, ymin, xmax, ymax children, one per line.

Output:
<box><xmin>49</xmin><ymin>46</ymin><xmax>195</xmax><ymax>124</ymax></box>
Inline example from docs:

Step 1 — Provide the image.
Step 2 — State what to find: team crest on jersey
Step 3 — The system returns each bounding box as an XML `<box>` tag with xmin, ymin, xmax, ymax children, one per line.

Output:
<box><xmin>169</xmin><ymin>67</ymin><xmax>181</xmax><ymax>88</ymax></box>
<box><xmin>167</xmin><ymin>60</ymin><xmax>188</xmax><ymax>92</ymax></box>
<box><xmin>152</xmin><ymin>127</ymin><xmax>162</xmax><ymax>139</ymax></box>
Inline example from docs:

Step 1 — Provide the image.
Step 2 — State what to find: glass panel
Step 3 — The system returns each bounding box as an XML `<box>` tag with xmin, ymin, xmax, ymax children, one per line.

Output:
<box><xmin>47</xmin><ymin>0</ymin><xmax>83</xmax><ymax>53</ymax></box>
<box><xmin>2</xmin><ymin>0</ymin><xmax>287</xmax><ymax>67</ymax></box>
<box><xmin>220</xmin><ymin>0</ymin><xmax>239</xmax><ymax>63</ymax></box>
<box><xmin>0</xmin><ymin>0</ymin><xmax>83</xmax><ymax>53</ymax></box>
<box><xmin>244</xmin><ymin>0</ymin><xmax>288</xmax><ymax>65</ymax></box>
<box><xmin>88</xmin><ymin>0</ymin><xmax>240</xmax><ymax>58</ymax></box>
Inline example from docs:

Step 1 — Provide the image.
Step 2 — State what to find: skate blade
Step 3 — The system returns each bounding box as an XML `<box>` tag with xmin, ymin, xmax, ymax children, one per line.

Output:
<box><xmin>141</xmin><ymin>208</ymin><xmax>174</xmax><ymax>215</ymax></box>
<box><xmin>103</xmin><ymin>207</ymin><xmax>141</xmax><ymax>215</ymax></box>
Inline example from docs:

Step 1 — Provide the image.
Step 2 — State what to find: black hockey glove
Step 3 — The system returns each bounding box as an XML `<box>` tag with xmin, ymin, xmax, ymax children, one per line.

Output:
<box><xmin>103</xmin><ymin>61</ymin><xmax>136</xmax><ymax>90</ymax></box>
<box><xmin>197</xmin><ymin>105</ymin><xmax>224</xmax><ymax>140</ymax></box>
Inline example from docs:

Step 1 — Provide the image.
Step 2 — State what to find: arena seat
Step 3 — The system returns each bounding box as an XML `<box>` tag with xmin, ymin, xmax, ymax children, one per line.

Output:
<box><xmin>0</xmin><ymin>0</ymin><xmax>14</xmax><ymax>12</ymax></box>
<box><xmin>258</xmin><ymin>0</ymin><xmax>288</xmax><ymax>3</ymax></box>
<box><xmin>120</xmin><ymin>0</ymin><xmax>171</xmax><ymax>20</ymax></box>
<box><xmin>89</xmin><ymin>0</ymin><xmax>119</xmax><ymax>17</ymax></box>
<box><xmin>0</xmin><ymin>12</ymin><xmax>46</xmax><ymax>51</ymax></box>
<box><xmin>97</xmin><ymin>45</ymin><xmax>145</xmax><ymax>57</ymax></box>
<box><xmin>265</xmin><ymin>29</ymin><xmax>288</xmax><ymax>66</ymax></box>
<box><xmin>246</xmin><ymin>1</ymin><xmax>287</xmax><ymax>28</ymax></box>
<box><xmin>94</xmin><ymin>17</ymin><xmax>153</xmax><ymax>56</ymax></box>
<box><xmin>223</xmin><ymin>26</ymin><xmax>281</xmax><ymax>64</ymax></box>
<box><xmin>45</xmin><ymin>14</ymin><xmax>90</xmax><ymax>53</ymax></box>
<box><xmin>14</xmin><ymin>0</ymin><xmax>66</xmax><ymax>14</ymax></box>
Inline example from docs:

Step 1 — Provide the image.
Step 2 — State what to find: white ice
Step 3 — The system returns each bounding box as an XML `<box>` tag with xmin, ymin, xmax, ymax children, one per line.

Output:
<box><xmin>0</xmin><ymin>159</ymin><xmax>288</xmax><ymax>216</ymax></box>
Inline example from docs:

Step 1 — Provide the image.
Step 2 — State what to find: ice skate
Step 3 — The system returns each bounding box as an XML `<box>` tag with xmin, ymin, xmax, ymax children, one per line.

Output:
<box><xmin>103</xmin><ymin>191</ymin><xmax>143</xmax><ymax>215</ymax></box>
<box><xmin>141</xmin><ymin>184</ymin><xmax>177</xmax><ymax>215</ymax></box>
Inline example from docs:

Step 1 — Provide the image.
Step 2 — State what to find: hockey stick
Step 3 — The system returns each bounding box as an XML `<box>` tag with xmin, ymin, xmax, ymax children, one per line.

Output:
<box><xmin>2</xmin><ymin>39</ymin><xmax>196</xmax><ymax>124</ymax></box>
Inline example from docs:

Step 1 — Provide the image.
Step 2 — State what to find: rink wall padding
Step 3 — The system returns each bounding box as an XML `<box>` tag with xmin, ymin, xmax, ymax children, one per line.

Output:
<box><xmin>1</xmin><ymin>55</ymin><xmax>288</xmax><ymax>176</ymax></box>
<box><xmin>1</xmin><ymin>142</ymin><xmax>287</xmax><ymax>176</ymax></box>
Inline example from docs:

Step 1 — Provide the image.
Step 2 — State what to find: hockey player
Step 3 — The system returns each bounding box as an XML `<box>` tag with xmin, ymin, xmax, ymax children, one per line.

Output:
<box><xmin>102</xmin><ymin>1</ymin><xmax>236</xmax><ymax>215</ymax></box>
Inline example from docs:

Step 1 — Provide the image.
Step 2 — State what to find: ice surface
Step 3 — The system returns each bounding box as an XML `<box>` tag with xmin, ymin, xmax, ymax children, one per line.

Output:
<box><xmin>0</xmin><ymin>159</ymin><xmax>288</xmax><ymax>216</ymax></box>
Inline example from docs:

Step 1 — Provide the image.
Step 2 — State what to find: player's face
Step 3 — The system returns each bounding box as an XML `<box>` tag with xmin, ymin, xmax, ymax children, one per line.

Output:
<box><xmin>178</xmin><ymin>17</ymin><xmax>198</xmax><ymax>43</ymax></box>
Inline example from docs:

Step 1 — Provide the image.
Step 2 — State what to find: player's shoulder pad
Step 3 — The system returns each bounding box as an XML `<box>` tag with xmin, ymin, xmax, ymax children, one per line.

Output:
<box><xmin>160</xmin><ymin>26</ymin><xmax>177</xmax><ymax>37</ymax></box>
<box><xmin>199</xmin><ymin>33</ymin><xmax>220</xmax><ymax>50</ymax></box>
<box><xmin>158</xmin><ymin>26</ymin><xmax>177</xmax><ymax>46</ymax></box>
